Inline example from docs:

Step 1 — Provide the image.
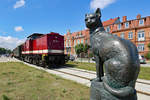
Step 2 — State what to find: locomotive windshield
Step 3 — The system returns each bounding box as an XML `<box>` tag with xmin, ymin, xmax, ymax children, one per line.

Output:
<box><xmin>27</xmin><ymin>33</ymin><xmax>43</xmax><ymax>40</ymax></box>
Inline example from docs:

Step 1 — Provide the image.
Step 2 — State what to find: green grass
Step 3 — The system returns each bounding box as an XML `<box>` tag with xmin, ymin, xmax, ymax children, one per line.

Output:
<box><xmin>65</xmin><ymin>61</ymin><xmax>96</xmax><ymax>71</ymax></box>
<box><xmin>138</xmin><ymin>67</ymin><xmax>150</xmax><ymax>80</ymax></box>
<box><xmin>0</xmin><ymin>62</ymin><xmax>89</xmax><ymax>100</ymax></box>
<box><xmin>66</xmin><ymin>61</ymin><xmax>150</xmax><ymax>80</ymax></box>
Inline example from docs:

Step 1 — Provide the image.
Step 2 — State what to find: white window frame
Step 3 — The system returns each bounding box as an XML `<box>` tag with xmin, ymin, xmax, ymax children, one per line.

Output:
<box><xmin>138</xmin><ymin>31</ymin><xmax>145</xmax><ymax>41</ymax></box>
<box><xmin>85</xmin><ymin>39</ymin><xmax>88</xmax><ymax>44</ymax></box>
<box><xmin>66</xmin><ymin>41</ymin><xmax>68</xmax><ymax>47</ymax></box>
<box><xmin>74</xmin><ymin>40</ymin><xmax>76</xmax><ymax>46</ymax></box>
<box><xmin>120</xmin><ymin>33</ymin><xmax>125</xmax><ymax>39</ymax></box>
<box><xmin>81</xmin><ymin>39</ymin><xmax>84</xmax><ymax>44</ymax></box>
<box><xmin>139</xmin><ymin>19</ymin><xmax>144</xmax><ymax>26</ymax></box>
<box><xmin>78</xmin><ymin>40</ymin><xmax>80</xmax><ymax>44</ymax></box>
<box><xmin>128</xmin><ymin>32</ymin><xmax>133</xmax><ymax>39</ymax></box>
<box><xmin>125</xmin><ymin>22</ymin><xmax>129</xmax><ymax>28</ymax></box>
<box><xmin>69</xmin><ymin>40</ymin><xmax>71</xmax><ymax>47</ymax></box>
<box><xmin>137</xmin><ymin>44</ymin><xmax>145</xmax><ymax>52</ymax></box>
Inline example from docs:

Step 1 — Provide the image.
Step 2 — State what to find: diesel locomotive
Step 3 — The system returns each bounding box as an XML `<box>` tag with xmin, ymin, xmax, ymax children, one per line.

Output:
<box><xmin>13</xmin><ymin>32</ymin><xmax>68</xmax><ymax>67</ymax></box>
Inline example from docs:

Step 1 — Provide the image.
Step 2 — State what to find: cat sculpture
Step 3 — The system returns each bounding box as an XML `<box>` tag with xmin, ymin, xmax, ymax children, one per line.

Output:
<box><xmin>85</xmin><ymin>8</ymin><xmax>140</xmax><ymax>99</ymax></box>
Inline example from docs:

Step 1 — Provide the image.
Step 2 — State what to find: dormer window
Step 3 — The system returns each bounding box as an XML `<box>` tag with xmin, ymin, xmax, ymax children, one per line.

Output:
<box><xmin>139</xmin><ymin>19</ymin><xmax>144</xmax><ymax>26</ymax></box>
<box><xmin>118</xmin><ymin>24</ymin><xmax>121</xmax><ymax>30</ymax></box>
<box><xmin>106</xmin><ymin>26</ymin><xmax>110</xmax><ymax>32</ymax></box>
<box><xmin>125</xmin><ymin>22</ymin><xmax>129</xmax><ymax>28</ymax></box>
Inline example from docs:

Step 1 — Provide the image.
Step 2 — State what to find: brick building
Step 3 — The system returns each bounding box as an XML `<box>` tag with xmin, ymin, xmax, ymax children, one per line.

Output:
<box><xmin>64</xmin><ymin>17</ymin><xmax>120</xmax><ymax>56</ymax></box>
<box><xmin>64</xmin><ymin>14</ymin><xmax>150</xmax><ymax>57</ymax></box>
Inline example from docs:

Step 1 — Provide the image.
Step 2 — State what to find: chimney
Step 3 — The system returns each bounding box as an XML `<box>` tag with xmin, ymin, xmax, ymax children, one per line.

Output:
<box><xmin>122</xmin><ymin>16</ymin><xmax>127</xmax><ymax>22</ymax></box>
<box><xmin>137</xmin><ymin>14</ymin><xmax>141</xmax><ymax>19</ymax></box>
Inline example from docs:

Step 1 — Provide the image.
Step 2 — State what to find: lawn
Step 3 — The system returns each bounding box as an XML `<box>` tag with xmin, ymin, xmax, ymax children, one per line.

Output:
<box><xmin>66</xmin><ymin>61</ymin><xmax>150</xmax><ymax>80</ymax></box>
<box><xmin>0</xmin><ymin>62</ymin><xmax>89</xmax><ymax>100</ymax></box>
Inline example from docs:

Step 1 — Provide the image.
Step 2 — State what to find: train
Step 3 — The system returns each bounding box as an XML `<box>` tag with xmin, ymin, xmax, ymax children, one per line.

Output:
<box><xmin>13</xmin><ymin>32</ymin><xmax>68</xmax><ymax>67</ymax></box>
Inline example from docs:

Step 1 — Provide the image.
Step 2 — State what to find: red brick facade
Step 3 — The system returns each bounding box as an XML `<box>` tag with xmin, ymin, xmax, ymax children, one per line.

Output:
<box><xmin>64</xmin><ymin>14</ymin><xmax>150</xmax><ymax>56</ymax></box>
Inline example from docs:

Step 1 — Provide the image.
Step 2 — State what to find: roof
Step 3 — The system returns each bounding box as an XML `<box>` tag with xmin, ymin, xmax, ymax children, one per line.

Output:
<box><xmin>27</xmin><ymin>33</ymin><xmax>43</xmax><ymax>38</ymax></box>
<box><xmin>102</xmin><ymin>17</ymin><xmax>120</xmax><ymax>26</ymax></box>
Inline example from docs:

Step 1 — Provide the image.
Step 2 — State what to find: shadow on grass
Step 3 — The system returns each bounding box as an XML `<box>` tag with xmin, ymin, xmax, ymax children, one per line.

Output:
<box><xmin>49</xmin><ymin>63</ymin><xmax>77</xmax><ymax>69</ymax></box>
<box><xmin>2</xmin><ymin>95</ymin><xmax>10</xmax><ymax>100</ymax></box>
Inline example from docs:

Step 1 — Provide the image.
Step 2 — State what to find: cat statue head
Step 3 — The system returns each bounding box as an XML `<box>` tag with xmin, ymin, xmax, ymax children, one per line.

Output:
<box><xmin>85</xmin><ymin>8</ymin><xmax>103</xmax><ymax>30</ymax></box>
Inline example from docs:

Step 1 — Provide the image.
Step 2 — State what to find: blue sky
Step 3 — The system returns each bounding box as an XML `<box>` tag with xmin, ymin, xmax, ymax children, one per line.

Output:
<box><xmin>0</xmin><ymin>0</ymin><xmax>150</xmax><ymax>49</ymax></box>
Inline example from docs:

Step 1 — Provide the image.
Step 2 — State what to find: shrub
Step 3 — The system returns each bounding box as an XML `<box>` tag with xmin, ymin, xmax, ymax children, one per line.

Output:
<box><xmin>144</xmin><ymin>52</ymin><xmax>150</xmax><ymax>59</ymax></box>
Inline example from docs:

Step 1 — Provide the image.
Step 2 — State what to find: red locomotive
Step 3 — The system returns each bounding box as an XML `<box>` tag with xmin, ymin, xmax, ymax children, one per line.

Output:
<box><xmin>13</xmin><ymin>32</ymin><xmax>68</xmax><ymax>67</ymax></box>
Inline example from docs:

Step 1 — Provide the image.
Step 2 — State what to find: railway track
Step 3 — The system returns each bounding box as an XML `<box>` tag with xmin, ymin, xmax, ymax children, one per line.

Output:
<box><xmin>53</xmin><ymin>66</ymin><xmax>150</xmax><ymax>96</ymax></box>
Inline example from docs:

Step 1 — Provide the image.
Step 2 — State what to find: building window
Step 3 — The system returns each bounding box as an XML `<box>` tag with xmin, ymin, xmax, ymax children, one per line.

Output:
<box><xmin>137</xmin><ymin>44</ymin><xmax>145</xmax><ymax>52</ymax></box>
<box><xmin>69</xmin><ymin>40</ymin><xmax>71</xmax><ymax>47</ymax></box>
<box><xmin>81</xmin><ymin>39</ymin><xmax>84</xmax><ymax>44</ymax></box>
<box><xmin>118</xmin><ymin>24</ymin><xmax>121</xmax><ymax>30</ymax></box>
<box><xmin>74</xmin><ymin>40</ymin><xmax>76</xmax><ymax>46</ymax></box>
<box><xmin>149</xmin><ymin>32</ymin><xmax>150</xmax><ymax>37</ymax></box>
<box><xmin>139</xmin><ymin>19</ymin><xmax>144</xmax><ymax>26</ymax></box>
<box><xmin>120</xmin><ymin>33</ymin><xmax>125</xmax><ymax>39</ymax></box>
<box><xmin>78</xmin><ymin>40</ymin><xmax>80</xmax><ymax>44</ymax></box>
<box><xmin>113</xmin><ymin>34</ymin><xmax>118</xmax><ymax>37</ymax></box>
<box><xmin>85</xmin><ymin>39</ymin><xmax>88</xmax><ymax>44</ymax></box>
<box><xmin>67</xmin><ymin>36</ymin><xmax>70</xmax><ymax>39</ymax></box>
<box><xmin>125</xmin><ymin>22</ymin><xmax>129</xmax><ymax>28</ymax></box>
<box><xmin>128</xmin><ymin>32</ymin><xmax>133</xmax><ymax>39</ymax></box>
<box><xmin>66</xmin><ymin>41</ymin><xmax>68</xmax><ymax>47</ymax></box>
<box><xmin>80</xmin><ymin>32</ymin><xmax>82</xmax><ymax>36</ymax></box>
<box><xmin>106</xmin><ymin>26</ymin><xmax>110</xmax><ymax>32</ymax></box>
<box><xmin>138</xmin><ymin>31</ymin><xmax>145</xmax><ymax>41</ymax></box>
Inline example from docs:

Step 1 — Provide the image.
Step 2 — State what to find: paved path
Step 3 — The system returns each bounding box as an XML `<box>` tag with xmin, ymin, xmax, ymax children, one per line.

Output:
<box><xmin>0</xmin><ymin>57</ymin><xmax>150</xmax><ymax>99</ymax></box>
<box><xmin>0</xmin><ymin>56</ymin><xmax>18</xmax><ymax>62</ymax></box>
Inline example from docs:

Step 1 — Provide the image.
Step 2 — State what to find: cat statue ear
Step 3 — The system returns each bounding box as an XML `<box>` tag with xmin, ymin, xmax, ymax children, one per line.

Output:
<box><xmin>95</xmin><ymin>8</ymin><xmax>101</xmax><ymax>17</ymax></box>
<box><xmin>85</xmin><ymin>14</ymin><xmax>88</xmax><ymax>17</ymax></box>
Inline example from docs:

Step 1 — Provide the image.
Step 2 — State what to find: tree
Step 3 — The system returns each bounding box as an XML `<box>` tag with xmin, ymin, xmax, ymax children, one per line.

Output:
<box><xmin>75</xmin><ymin>44</ymin><xmax>84</xmax><ymax>57</ymax></box>
<box><xmin>145</xmin><ymin>43</ymin><xmax>150</xmax><ymax>59</ymax></box>
<box><xmin>83</xmin><ymin>44</ymin><xmax>90</xmax><ymax>58</ymax></box>
<box><xmin>75</xmin><ymin>43</ymin><xmax>90</xmax><ymax>58</ymax></box>
<box><xmin>83</xmin><ymin>44</ymin><xmax>90</xmax><ymax>54</ymax></box>
<box><xmin>0</xmin><ymin>47</ymin><xmax>12</xmax><ymax>55</ymax></box>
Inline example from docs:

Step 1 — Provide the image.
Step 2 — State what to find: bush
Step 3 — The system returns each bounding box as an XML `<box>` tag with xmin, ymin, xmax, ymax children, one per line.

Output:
<box><xmin>89</xmin><ymin>52</ymin><xmax>94</xmax><ymax>58</ymax></box>
<box><xmin>2</xmin><ymin>95</ymin><xmax>10</xmax><ymax>100</ymax></box>
<box><xmin>144</xmin><ymin>52</ymin><xmax>150</xmax><ymax>59</ymax></box>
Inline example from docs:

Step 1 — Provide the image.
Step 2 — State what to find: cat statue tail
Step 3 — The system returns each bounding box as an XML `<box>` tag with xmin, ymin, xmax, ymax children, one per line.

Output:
<box><xmin>103</xmin><ymin>77</ymin><xmax>136</xmax><ymax>98</ymax></box>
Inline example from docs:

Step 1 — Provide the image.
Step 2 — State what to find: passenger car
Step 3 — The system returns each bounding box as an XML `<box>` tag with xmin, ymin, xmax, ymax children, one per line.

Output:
<box><xmin>69</xmin><ymin>55</ymin><xmax>75</xmax><ymax>61</ymax></box>
<box><xmin>139</xmin><ymin>55</ymin><xmax>146</xmax><ymax>64</ymax></box>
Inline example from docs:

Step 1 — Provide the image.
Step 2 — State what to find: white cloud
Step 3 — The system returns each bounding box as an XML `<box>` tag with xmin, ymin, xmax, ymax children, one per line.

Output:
<box><xmin>90</xmin><ymin>0</ymin><xmax>116</xmax><ymax>10</ymax></box>
<box><xmin>14</xmin><ymin>26</ymin><xmax>24</xmax><ymax>32</ymax></box>
<box><xmin>13</xmin><ymin>0</ymin><xmax>25</xmax><ymax>9</ymax></box>
<box><xmin>0</xmin><ymin>36</ymin><xmax>25</xmax><ymax>50</ymax></box>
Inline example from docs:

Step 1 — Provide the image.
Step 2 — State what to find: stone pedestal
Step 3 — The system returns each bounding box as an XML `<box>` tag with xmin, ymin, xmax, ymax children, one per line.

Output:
<box><xmin>90</xmin><ymin>79</ymin><xmax>137</xmax><ymax>100</ymax></box>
